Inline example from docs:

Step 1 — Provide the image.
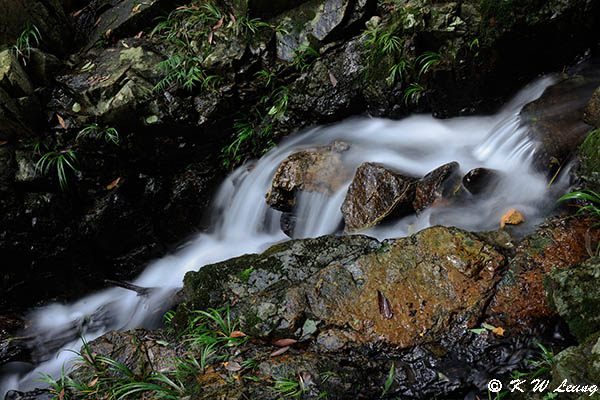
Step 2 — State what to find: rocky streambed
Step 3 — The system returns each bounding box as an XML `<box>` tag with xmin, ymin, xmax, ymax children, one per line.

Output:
<box><xmin>2</xmin><ymin>0</ymin><xmax>600</xmax><ymax>399</ymax></box>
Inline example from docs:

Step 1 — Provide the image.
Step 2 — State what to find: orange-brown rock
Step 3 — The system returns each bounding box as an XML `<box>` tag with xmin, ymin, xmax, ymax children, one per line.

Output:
<box><xmin>341</xmin><ymin>162</ymin><xmax>416</xmax><ymax>232</ymax></box>
<box><xmin>500</xmin><ymin>208</ymin><xmax>525</xmax><ymax>228</ymax></box>
<box><xmin>486</xmin><ymin>217</ymin><xmax>600</xmax><ymax>329</ymax></box>
<box><xmin>265</xmin><ymin>141</ymin><xmax>351</xmax><ymax>212</ymax></box>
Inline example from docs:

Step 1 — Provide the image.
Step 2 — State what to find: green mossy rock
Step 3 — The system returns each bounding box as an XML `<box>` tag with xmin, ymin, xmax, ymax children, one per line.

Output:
<box><xmin>544</xmin><ymin>257</ymin><xmax>600</xmax><ymax>342</ymax></box>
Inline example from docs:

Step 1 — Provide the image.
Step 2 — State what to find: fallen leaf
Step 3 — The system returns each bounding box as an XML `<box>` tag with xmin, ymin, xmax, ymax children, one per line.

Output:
<box><xmin>213</xmin><ymin>16</ymin><xmax>224</xmax><ymax>30</ymax></box>
<box><xmin>132</xmin><ymin>4</ymin><xmax>141</xmax><ymax>12</ymax></box>
<box><xmin>57</xmin><ymin>114</ymin><xmax>66</xmax><ymax>129</ymax></box>
<box><xmin>500</xmin><ymin>208</ymin><xmax>525</xmax><ymax>228</ymax></box>
<box><xmin>377</xmin><ymin>290</ymin><xmax>393</xmax><ymax>319</ymax></box>
<box><xmin>175</xmin><ymin>6</ymin><xmax>188</xmax><ymax>10</ymax></box>
<box><xmin>230</xmin><ymin>330</ymin><xmax>247</xmax><ymax>338</ymax></box>
<box><xmin>94</xmin><ymin>16</ymin><xmax>102</xmax><ymax>27</ymax></box>
<box><xmin>121</xmin><ymin>41</ymin><xmax>130</xmax><ymax>48</ymax></box>
<box><xmin>273</xmin><ymin>338</ymin><xmax>297</xmax><ymax>347</ymax></box>
<box><xmin>106</xmin><ymin>177</ymin><xmax>121</xmax><ymax>190</ymax></box>
<box><xmin>328</xmin><ymin>71</ymin><xmax>338</xmax><ymax>87</ymax></box>
<box><xmin>105</xmin><ymin>29</ymin><xmax>111</xmax><ymax>38</ymax></box>
<box><xmin>0</xmin><ymin>141</ymin><xmax>7</xmax><ymax>146</ymax></box>
<box><xmin>73</xmin><ymin>8</ymin><xmax>84</xmax><ymax>17</ymax></box>
<box><xmin>492</xmin><ymin>326</ymin><xmax>505</xmax><ymax>336</ymax></box>
<box><xmin>224</xmin><ymin>361</ymin><xmax>241</xmax><ymax>372</ymax></box>
<box><xmin>208</xmin><ymin>31</ymin><xmax>213</xmax><ymax>44</ymax></box>
<box><xmin>229</xmin><ymin>13</ymin><xmax>236</xmax><ymax>24</ymax></box>
<box><xmin>270</xmin><ymin>346</ymin><xmax>289</xmax><ymax>357</ymax></box>
<box><xmin>135</xmin><ymin>31</ymin><xmax>143</xmax><ymax>39</ymax></box>
<box><xmin>89</xmin><ymin>377</ymin><xmax>99</xmax><ymax>387</ymax></box>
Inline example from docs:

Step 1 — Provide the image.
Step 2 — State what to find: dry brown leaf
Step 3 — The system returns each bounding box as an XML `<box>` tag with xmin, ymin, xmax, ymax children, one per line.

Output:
<box><xmin>89</xmin><ymin>377</ymin><xmax>99</xmax><ymax>387</ymax></box>
<box><xmin>273</xmin><ymin>338</ymin><xmax>297</xmax><ymax>347</ymax></box>
<box><xmin>208</xmin><ymin>31</ymin><xmax>213</xmax><ymax>44</ymax></box>
<box><xmin>132</xmin><ymin>4</ymin><xmax>141</xmax><ymax>12</ymax></box>
<box><xmin>121</xmin><ymin>41</ymin><xmax>130</xmax><ymax>48</ymax></box>
<box><xmin>105</xmin><ymin>29</ymin><xmax>111</xmax><ymax>38</ymax></box>
<box><xmin>230</xmin><ymin>330</ymin><xmax>247</xmax><ymax>338</ymax></box>
<box><xmin>0</xmin><ymin>141</ymin><xmax>7</xmax><ymax>146</ymax></box>
<box><xmin>328</xmin><ymin>71</ymin><xmax>337</xmax><ymax>87</ymax></box>
<box><xmin>213</xmin><ymin>16</ymin><xmax>224</xmax><ymax>30</ymax></box>
<box><xmin>270</xmin><ymin>346</ymin><xmax>289</xmax><ymax>357</ymax></box>
<box><xmin>492</xmin><ymin>326</ymin><xmax>505</xmax><ymax>336</ymax></box>
<box><xmin>224</xmin><ymin>361</ymin><xmax>242</xmax><ymax>372</ymax></box>
<box><xmin>135</xmin><ymin>31</ymin><xmax>144</xmax><ymax>39</ymax></box>
<box><xmin>94</xmin><ymin>16</ymin><xmax>102</xmax><ymax>27</ymax></box>
<box><xmin>106</xmin><ymin>177</ymin><xmax>121</xmax><ymax>190</ymax></box>
<box><xmin>377</xmin><ymin>290</ymin><xmax>393</xmax><ymax>319</ymax></box>
<box><xmin>229</xmin><ymin>13</ymin><xmax>236</xmax><ymax>24</ymax></box>
<box><xmin>175</xmin><ymin>6</ymin><xmax>188</xmax><ymax>10</ymax></box>
<box><xmin>73</xmin><ymin>8</ymin><xmax>84</xmax><ymax>17</ymax></box>
<box><xmin>57</xmin><ymin>114</ymin><xmax>66</xmax><ymax>129</ymax></box>
<box><xmin>59</xmin><ymin>389</ymin><xmax>65</xmax><ymax>400</ymax></box>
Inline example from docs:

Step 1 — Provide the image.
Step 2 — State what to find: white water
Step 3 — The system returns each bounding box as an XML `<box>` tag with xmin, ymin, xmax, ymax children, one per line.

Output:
<box><xmin>1</xmin><ymin>75</ymin><xmax>569</xmax><ymax>396</ymax></box>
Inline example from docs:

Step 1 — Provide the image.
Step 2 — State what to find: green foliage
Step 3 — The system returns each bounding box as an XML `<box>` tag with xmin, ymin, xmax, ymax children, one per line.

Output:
<box><xmin>403</xmin><ymin>82</ymin><xmax>424</xmax><ymax>105</ymax></box>
<box><xmin>182</xmin><ymin>307</ymin><xmax>246</xmax><ymax>349</ymax></box>
<box><xmin>239</xmin><ymin>266</ymin><xmax>255</xmax><ymax>282</ymax></box>
<box><xmin>77</xmin><ymin>124</ymin><xmax>119</xmax><ymax>145</ymax></box>
<box><xmin>255</xmin><ymin>70</ymin><xmax>276</xmax><ymax>87</ymax></box>
<box><xmin>292</xmin><ymin>45</ymin><xmax>320</xmax><ymax>73</ymax></box>
<box><xmin>557</xmin><ymin>189</ymin><xmax>600</xmax><ymax>254</ymax></box>
<box><xmin>415</xmin><ymin>51</ymin><xmax>442</xmax><ymax>78</ymax></box>
<box><xmin>381</xmin><ymin>364</ymin><xmax>395</xmax><ymax>398</ymax></box>
<box><xmin>13</xmin><ymin>21</ymin><xmax>41</xmax><ymax>65</ymax></box>
<box><xmin>273</xmin><ymin>375</ymin><xmax>307</xmax><ymax>398</ymax></box>
<box><xmin>35</xmin><ymin>149</ymin><xmax>78</xmax><ymax>191</ymax></box>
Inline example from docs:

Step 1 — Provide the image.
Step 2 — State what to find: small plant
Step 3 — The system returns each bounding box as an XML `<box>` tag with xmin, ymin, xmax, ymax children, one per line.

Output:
<box><xmin>77</xmin><ymin>124</ymin><xmax>119</xmax><ymax>145</ymax></box>
<box><xmin>35</xmin><ymin>149</ymin><xmax>78</xmax><ymax>191</ymax></box>
<box><xmin>557</xmin><ymin>189</ymin><xmax>600</xmax><ymax>254</ymax></box>
<box><xmin>292</xmin><ymin>45</ymin><xmax>320</xmax><ymax>73</ymax></box>
<box><xmin>403</xmin><ymin>82</ymin><xmax>424</xmax><ymax>105</ymax></box>
<box><xmin>381</xmin><ymin>364</ymin><xmax>395</xmax><ymax>398</ymax></box>
<box><xmin>273</xmin><ymin>374</ymin><xmax>307</xmax><ymax>398</ymax></box>
<box><xmin>470</xmin><ymin>38</ymin><xmax>480</xmax><ymax>57</ymax></box>
<box><xmin>415</xmin><ymin>51</ymin><xmax>443</xmax><ymax>78</ymax></box>
<box><xmin>387</xmin><ymin>60</ymin><xmax>409</xmax><ymax>85</ymax></box>
<box><xmin>238</xmin><ymin>266</ymin><xmax>255</xmax><ymax>282</ymax></box>
<box><xmin>255</xmin><ymin>70</ymin><xmax>276</xmax><ymax>87</ymax></box>
<box><xmin>13</xmin><ymin>21</ymin><xmax>41</xmax><ymax>65</ymax></box>
<box><xmin>267</xmin><ymin>86</ymin><xmax>289</xmax><ymax>121</ymax></box>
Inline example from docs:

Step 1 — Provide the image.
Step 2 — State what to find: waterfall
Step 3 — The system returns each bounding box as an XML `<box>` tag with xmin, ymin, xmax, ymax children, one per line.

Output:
<box><xmin>1</xmin><ymin>74</ymin><xmax>566</xmax><ymax>396</ymax></box>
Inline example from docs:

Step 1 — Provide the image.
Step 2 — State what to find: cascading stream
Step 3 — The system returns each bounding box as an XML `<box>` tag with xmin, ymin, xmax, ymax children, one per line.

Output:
<box><xmin>1</xmin><ymin>74</ymin><xmax>569</xmax><ymax>396</ymax></box>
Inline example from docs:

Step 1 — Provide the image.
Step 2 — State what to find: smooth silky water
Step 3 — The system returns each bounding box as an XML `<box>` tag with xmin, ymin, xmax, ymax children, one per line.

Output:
<box><xmin>1</xmin><ymin>74</ymin><xmax>570</xmax><ymax>396</ymax></box>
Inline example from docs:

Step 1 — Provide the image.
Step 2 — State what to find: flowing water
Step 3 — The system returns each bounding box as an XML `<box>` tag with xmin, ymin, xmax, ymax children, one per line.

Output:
<box><xmin>0</xmin><ymin>74</ymin><xmax>571</xmax><ymax>396</ymax></box>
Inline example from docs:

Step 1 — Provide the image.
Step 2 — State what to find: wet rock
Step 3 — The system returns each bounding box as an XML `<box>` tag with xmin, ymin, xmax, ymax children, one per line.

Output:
<box><xmin>27</xmin><ymin>49</ymin><xmax>62</xmax><ymax>87</ymax></box>
<box><xmin>3</xmin><ymin>389</ymin><xmax>53</xmax><ymax>400</ymax></box>
<box><xmin>265</xmin><ymin>141</ymin><xmax>350</xmax><ymax>212</ymax></box>
<box><xmin>279</xmin><ymin>211</ymin><xmax>297</xmax><ymax>237</ymax></box>
<box><xmin>578</xmin><ymin>129</ymin><xmax>600</xmax><ymax>192</ymax></box>
<box><xmin>0</xmin><ymin>313</ymin><xmax>29</xmax><ymax>365</ymax></box>
<box><xmin>500</xmin><ymin>208</ymin><xmax>525</xmax><ymax>228</ymax></box>
<box><xmin>413</xmin><ymin>161</ymin><xmax>460</xmax><ymax>213</ymax></box>
<box><xmin>462</xmin><ymin>167</ymin><xmax>502</xmax><ymax>195</ymax></box>
<box><xmin>487</xmin><ymin>217</ymin><xmax>600</xmax><ymax>329</ymax></box>
<box><xmin>584</xmin><ymin>86</ymin><xmax>600</xmax><ymax>128</ymax></box>
<box><xmin>14</xmin><ymin>150</ymin><xmax>40</xmax><ymax>185</ymax></box>
<box><xmin>0</xmin><ymin>50</ymin><xmax>34</xmax><ymax>97</ymax></box>
<box><xmin>521</xmin><ymin>76</ymin><xmax>600</xmax><ymax>173</ymax></box>
<box><xmin>184</xmin><ymin>226</ymin><xmax>505</xmax><ymax>349</ymax></box>
<box><xmin>549</xmin><ymin>331</ymin><xmax>600</xmax><ymax>400</ymax></box>
<box><xmin>341</xmin><ymin>162</ymin><xmax>416</xmax><ymax>232</ymax></box>
<box><xmin>274</xmin><ymin>0</ymin><xmax>352</xmax><ymax>61</ymax></box>
<box><xmin>544</xmin><ymin>257</ymin><xmax>600</xmax><ymax>342</ymax></box>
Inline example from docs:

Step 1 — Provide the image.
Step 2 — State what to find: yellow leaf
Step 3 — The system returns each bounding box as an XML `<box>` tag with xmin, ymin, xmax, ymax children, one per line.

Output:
<box><xmin>57</xmin><ymin>114</ymin><xmax>66</xmax><ymax>129</ymax></box>
<box><xmin>132</xmin><ymin>4</ymin><xmax>141</xmax><ymax>12</ymax></box>
<box><xmin>106</xmin><ymin>177</ymin><xmax>121</xmax><ymax>190</ymax></box>
<box><xmin>105</xmin><ymin>29</ymin><xmax>111</xmax><ymax>38</ymax></box>
<box><xmin>492</xmin><ymin>327</ymin><xmax>505</xmax><ymax>336</ymax></box>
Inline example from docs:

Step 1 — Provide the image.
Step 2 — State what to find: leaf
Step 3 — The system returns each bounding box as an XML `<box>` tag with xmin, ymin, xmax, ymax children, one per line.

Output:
<box><xmin>105</xmin><ymin>29</ymin><xmax>111</xmax><ymax>38</ymax></box>
<box><xmin>468</xmin><ymin>328</ymin><xmax>486</xmax><ymax>335</ymax></box>
<box><xmin>273</xmin><ymin>338</ymin><xmax>297</xmax><ymax>347</ymax></box>
<box><xmin>106</xmin><ymin>177</ymin><xmax>121</xmax><ymax>190</ymax></box>
<box><xmin>132</xmin><ymin>4</ymin><xmax>141</xmax><ymax>12</ymax></box>
<box><xmin>73</xmin><ymin>8</ymin><xmax>84</xmax><ymax>17</ymax></box>
<box><xmin>492</xmin><ymin>326</ymin><xmax>505</xmax><ymax>336</ymax></box>
<box><xmin>208</xmin><ymin>31</ymin><xmax>213</xmax><ymax>44</ymax></box>
<box><xmin>89</xmin><ymin>377</ymin><xmax>99</xmax><ymax>387</ymax></box>
<box><xmin>229</xmin><ymin>13</ymin><xmax>236</xmax><ymax>24</ymax></box>
<box><xmin>121</xmin><ymin>41</ymin><xmax>129</xmax><ymax>48</ymax></box>
<box><xmin>328</xmin><ymin>71</ymin><xmax>337</xmax><ymax>87</ymax></box>
<box><xmin>135</xmin><ymin>31</ymin><xmax>143</xmax><ymax>39</ymax></box>
<box><xmin>175</xmin><ymin>6</ymin><xmax>188</xmax><ymax>10</ymax></box>
<box><xmin>59</xmin><ymin>389</ymin><xmax>65</xmax><ymax>400</ymax></box>
<box><xmin>0</xmin><ymin>141</ymin><xmax>7</xmax><ymax>146</ymax></box>
<box><xmin>213</xmin><ymin>16</ymin><xmax>224</xmax><ymax>30</ymax></box>
<box><xmin>377</xmin><ymin>290</ymin><xmax>393</xmax><ymax>319</ymax></box>
<box><xmin>56</xmin><ymin>114</ymin><xmax>66</xmax><ymax>129</ymax></box>
<box><xmin>270</xmin><ymin>346</ymin><xmax>289</xmax><ymax>357</ymax></box>
<box><xmin>94</xmin><ymin>16</ymin><xmax>102</xmax><ymax>27</ymax></box>
<box><xmin>230</xmin><ymin>330</ymin><xmax>247</xmax><ymax>338</ymax></box>
<box><xmin>481</xmin><ymin>322</ymin><xmax>496</xmax><ymax>331</ymax></box>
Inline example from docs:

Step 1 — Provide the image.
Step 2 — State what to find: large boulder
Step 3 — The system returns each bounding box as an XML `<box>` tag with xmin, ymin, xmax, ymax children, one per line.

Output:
<box><xmin>520</xmin><ymin>76</ymin><xmax>600</xmax><ymax>173</ymax></box>
<box><xmin>487</xmin><ymin>217</ymin><xmax>600</xmax><ymax>329</ymax></box>
<box><xmin>341</xmin><ymin>162</ymin><xmax>416</xmax><ymax>232</ymax></box>
<box><xmin>413</xmin><ymin>161</ymin><xmax>461</xmax><ymax>213</ymax></box>
<box><xmin>265</xmin><ymin>141</ymin><xmax>351</xmax><ymax>212</ymax></box>
<box><xmin>544</xmin><ymin>257</ymin><xmax>600</xmax><ymax>342</ymax></box>
<box><xmin>183</xmin><ymin>226</ymin><xmax>506</xmax><ymax>348</ymax></box>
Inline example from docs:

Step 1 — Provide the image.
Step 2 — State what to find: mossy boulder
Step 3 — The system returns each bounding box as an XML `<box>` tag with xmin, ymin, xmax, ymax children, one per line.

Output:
<box><xmin>578</xmin><ymin>129</ymin><xmax>600</xmax><ymax>193</ymax></box>
<box><xmin>544</xmin><ymin>257</ymin><xmax>600</xmax><ymax>342</ymax></box>
<box><xmin>487</xmin><ymin>217</ymin><xmax>600</xmax><ymax>329</ymax></box>
<box><xmin>584</xmin><ymin>86</ymin><xmax>600</xmax><ymax>129</ymax></box>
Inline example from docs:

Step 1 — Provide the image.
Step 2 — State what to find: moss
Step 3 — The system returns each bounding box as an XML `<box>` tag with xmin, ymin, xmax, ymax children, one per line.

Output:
<box><xmin>578</xmin><ymin>129</ymin><xmax>600</xmax><ymax>192</ymax></box>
